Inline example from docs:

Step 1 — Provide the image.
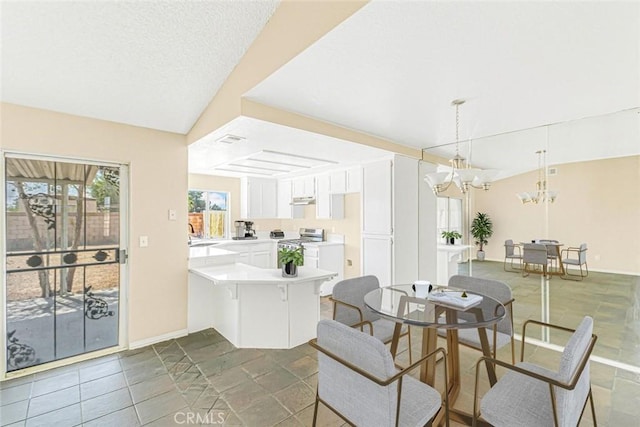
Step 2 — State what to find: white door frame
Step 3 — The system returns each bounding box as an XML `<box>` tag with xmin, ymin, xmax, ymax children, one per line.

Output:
<box><xmin>0</xmin><ymin>151</ymin><xmax>130</xmax><ymax>380</ymax></box>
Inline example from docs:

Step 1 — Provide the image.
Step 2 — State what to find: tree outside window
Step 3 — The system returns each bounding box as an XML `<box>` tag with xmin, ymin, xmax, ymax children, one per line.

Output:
<box><xmin>188</xmin><ymin>190</ymin><xmax>229</xmax><ymax>239</ymax></box>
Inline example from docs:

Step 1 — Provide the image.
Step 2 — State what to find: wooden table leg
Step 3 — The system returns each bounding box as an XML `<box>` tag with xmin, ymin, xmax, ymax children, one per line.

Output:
<box><xmin>420</xmin><ymin>327</ymin><xmax>438</xmax><ymax>384</ymax></box>
<box><xmin>389</xmin><ymin>322</ymin><xmax>403</xmax><ymax>360</ymax></box>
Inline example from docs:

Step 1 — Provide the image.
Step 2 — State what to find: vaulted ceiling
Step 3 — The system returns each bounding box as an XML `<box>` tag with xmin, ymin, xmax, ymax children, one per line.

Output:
<box><xmin>2</xmin><ymin>1</ymin><xmax>638</xmax><ymax>178</ymax></box>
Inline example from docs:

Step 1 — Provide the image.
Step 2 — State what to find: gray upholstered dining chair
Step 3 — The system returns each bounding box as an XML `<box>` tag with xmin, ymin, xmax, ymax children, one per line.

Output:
<box><xmin>472</xmin><ymin>316</ymin><xmax>597</xmax><ymax>427</ymax></box>
<box><xmin>539</xmin><ymin>239</ymin><xmax>561</xmax><ymax>271</ymax></box>
<box><xmin>439</xmin><ymin>275</ymin><xmax>515</xmax><ymax>364</ymax></box>
<box><xmin>561</xmin><ymin>243</ymin><xmax>589</xmax><ymax>280</ymax></box>
<box><xmin>309</xmin><ymin>319</ymin><xmax>449</xmax><ymax>427</ymax></box>
<box><xmin>331</xmin><ymin>275</ymin><xmax>412</xmax><ymax>363</ymax></box>
<box><xmin>523</xmin><ymin>243</ymin><xmax>550</xmax><ymax>278</ymax></box>
<box><xmin>503</xmin><ymin>239</ymin><xmax>523</xmax><ymax>272</ymax></box>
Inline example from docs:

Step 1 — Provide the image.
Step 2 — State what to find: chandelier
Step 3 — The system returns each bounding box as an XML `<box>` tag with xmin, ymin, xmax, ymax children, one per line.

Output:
<box><xmin>424</xmin><ymin>99</ymin><xmax>497</xmax><ymax>195</ymax></box>
<box><xmin>516</xmin><ymin>149</ymin><xmax>558</xmax><ymax>204</ymax></box>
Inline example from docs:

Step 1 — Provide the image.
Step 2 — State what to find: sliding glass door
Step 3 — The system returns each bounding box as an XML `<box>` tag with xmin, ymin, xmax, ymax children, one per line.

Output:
<box><xmin>4</xmin><ymin>155</ymin><xmax>127</xmax><ymax>372</ymax></box>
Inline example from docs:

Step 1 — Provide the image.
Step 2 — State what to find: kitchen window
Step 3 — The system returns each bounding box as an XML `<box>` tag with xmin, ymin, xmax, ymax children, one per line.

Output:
<box><xmin>188</xmin><ymin>190</ymin><xmax>229</xmax><ymax>239</ymax></box>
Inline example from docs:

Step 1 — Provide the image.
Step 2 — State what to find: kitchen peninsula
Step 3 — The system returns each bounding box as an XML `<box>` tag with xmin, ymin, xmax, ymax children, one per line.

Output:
<box><xmin>188</xmin><ymin>243</ymin><xmax>336</xmax><ymax>349</ymax></box>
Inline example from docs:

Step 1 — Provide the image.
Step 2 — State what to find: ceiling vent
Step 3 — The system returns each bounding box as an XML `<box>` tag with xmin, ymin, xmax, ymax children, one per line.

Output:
<box><xmin>215</xmin><ymin>134</ymin><xmax>245</xmax><ymax>144</ymax></box>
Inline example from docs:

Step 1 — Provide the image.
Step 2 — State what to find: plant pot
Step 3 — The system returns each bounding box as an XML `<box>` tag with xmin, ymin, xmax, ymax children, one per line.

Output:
<box><xmin>282</xmin><ymin>262</ymin><xmax>298</xmax><ymax>277</ymax></box>
<box><xmin>477</xmin><ymin>250</ymin><xmax>486</xmax><ymax>261</ymax></box>
<box><xmin>449</xmin><ymin>237</ymin><xmax>455</xmax><ymax>245</ymax></box>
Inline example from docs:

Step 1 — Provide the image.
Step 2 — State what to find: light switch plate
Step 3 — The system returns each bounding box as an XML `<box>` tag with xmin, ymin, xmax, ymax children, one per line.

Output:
<box><xmin>139</xmin><ymin>236</ymin><xmax>148</xmax><ymax>247</ymax></box>
<box><xmin>168</xmin><ymin>209</ymin><xmax>176</xmax><ymax>221</ymax></box>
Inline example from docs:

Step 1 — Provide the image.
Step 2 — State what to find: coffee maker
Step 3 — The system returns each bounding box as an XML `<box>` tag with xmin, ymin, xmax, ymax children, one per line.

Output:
<box><xmin>233</xmin><ymin>220</ymin><xmax>257</xmax><ymax>240</ymax></box>
<box><xmin>243</xmin><ymin>221</ymin><xmax>256</xmax><ymax>239</ymax></box>
<box><xmin>234</xmin><ymin>221</ymin><xmax>245</xmax><ymax>240</ymax></box>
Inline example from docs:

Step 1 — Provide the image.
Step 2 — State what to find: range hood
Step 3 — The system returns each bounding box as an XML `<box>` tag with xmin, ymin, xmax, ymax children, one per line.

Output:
<box><xmin>291</xmin><ymin>196</ymin><xmax>316</xmax><ymax>205</ymax></box>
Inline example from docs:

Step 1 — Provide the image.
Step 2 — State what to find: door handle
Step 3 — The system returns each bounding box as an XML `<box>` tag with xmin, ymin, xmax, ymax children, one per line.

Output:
<box><xmin>117</xmin><ymin>249</ymin><xmax>128</xmax><ymax>264</ymax></box>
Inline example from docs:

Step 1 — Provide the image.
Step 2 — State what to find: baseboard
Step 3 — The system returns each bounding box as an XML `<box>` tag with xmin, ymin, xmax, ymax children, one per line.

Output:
<box><xmin>129</xmin><ymin>328</ymin><xmax>188</xmax><ymax>350</ymax></box>
<box><xmin>480</xmin><ymin>258</ymin><xmax>639</xmax><ymax>277</ymax></box>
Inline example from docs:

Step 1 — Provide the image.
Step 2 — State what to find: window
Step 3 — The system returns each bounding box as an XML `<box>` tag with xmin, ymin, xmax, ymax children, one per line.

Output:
<box><xmin>188</xmin><ymin>190</ymin><xmax>229</xmax><ymax>239</ymax></box>
<box><xmin>437</xmin><ymin>197</ymin><xmax>462</xmax><ymax>242</ymax></box>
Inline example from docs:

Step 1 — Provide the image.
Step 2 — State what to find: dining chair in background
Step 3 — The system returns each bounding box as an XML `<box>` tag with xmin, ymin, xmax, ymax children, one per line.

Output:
<box><xmin>442</xmin><ymin>275</ymin><xmax>516</xmax><ymax>364</ymax></box>
<box><xmin>472</xmin><ymin>316</ymin><xmax>597</xmax><ymax>427</ymax></box>
<box><xmin>539</xmin><ymin>239</ymin><xmax>561</xmax><ymax>272</ymax></box>
<box><xmin>331</xmin><ymin>275</ymin><xmax>412</xmax><ymax>363</ymax></box>
<box><xmin>523</xmin><ymin>243</ymin><xmax>550</xmax><ymax>278</ymax></box>
<box><xmin>309</xmin><ymin>319</ymin><xmax>449</xmax><ymax>427</ymax></box>
<box><xmin>503</xmin><ymin>239</ymin><xmax>523</xmax><ymax>272</ymax></box>
<box><xmin>561</xmin><ymin>243</ymin><xmax>589</xmax><ymax>281</ymax></box>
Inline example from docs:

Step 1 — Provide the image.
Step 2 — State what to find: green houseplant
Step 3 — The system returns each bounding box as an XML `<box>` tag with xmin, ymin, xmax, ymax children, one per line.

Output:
<box><xmin>279</xmin><ymin>247</ymin><xmax>304</xmax><ymax>277</ymax></box>
<box><xmin>441</xmin><ymin>230</ymin><xmax>462</xmax><ymax>245</ymax></box>
<box><xmin>470</xmin><ymin>212</ymin><xmax>493</xmax><ymax>261</ymax></box>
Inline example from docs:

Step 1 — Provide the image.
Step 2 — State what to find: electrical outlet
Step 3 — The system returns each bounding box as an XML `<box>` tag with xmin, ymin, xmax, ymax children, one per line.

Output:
<box><xmin>594</xmin><ymin>254</ymin><xmax>600</xmax><ymax>261</ymax></box>
<box><xmin>139</xmin><ymin>236</ymin><xmax>148</xmax><ymax>247</ymax></box>
<box><xmin>168</xmin><ymin>209</ymin><xmax>176</xmax><ymax>220</ymax></box>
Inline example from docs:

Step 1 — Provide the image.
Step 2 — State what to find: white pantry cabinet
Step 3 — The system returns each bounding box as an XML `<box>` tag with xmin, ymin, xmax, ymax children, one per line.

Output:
<box><xmin>361</xmin><ymin>156</ymin><xmax>418</xmax><ymax>286</ymax></box>
<box><xmin>241</xmin><ymin>177</ymin><xmax>277</xmax><ymax>219</ymax></box>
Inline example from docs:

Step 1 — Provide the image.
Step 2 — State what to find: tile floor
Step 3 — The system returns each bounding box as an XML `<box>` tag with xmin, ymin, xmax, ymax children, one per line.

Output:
<box><xmin>1</xmin><ymin>261</ymin><xmax>639</xmax><ymax>426</ymax></box>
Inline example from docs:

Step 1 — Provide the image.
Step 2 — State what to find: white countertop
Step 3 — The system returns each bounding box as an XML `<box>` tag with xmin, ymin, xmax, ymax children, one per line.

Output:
<box><xmin>189</xmin><ymin>263</ymin><xmax>337</xmax><ymax>285</ymax></box>
<box><xmin>189</xmin><ymin>246</ymin><xmax>238</xmax><ymax>259</ymax></box>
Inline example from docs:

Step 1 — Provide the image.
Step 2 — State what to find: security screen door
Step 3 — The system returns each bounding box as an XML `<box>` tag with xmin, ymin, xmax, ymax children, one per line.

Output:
<box><xmin>4</xmin><ymin>156</ymin><xmax>126</xmax><ymax>372</ymax></box>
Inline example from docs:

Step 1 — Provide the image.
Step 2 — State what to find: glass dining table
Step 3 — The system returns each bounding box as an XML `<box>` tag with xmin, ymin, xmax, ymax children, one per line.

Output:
<box><xmin>364</xmin><ymin>284</ymin><xmax>506</xmax><ymax>425</ymax></box>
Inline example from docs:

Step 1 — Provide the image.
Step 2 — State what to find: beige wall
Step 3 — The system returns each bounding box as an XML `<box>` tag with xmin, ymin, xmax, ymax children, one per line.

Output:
<box><xmin>1</xmin><ymin>103</ymin><xmax>189</xmax><ymax>344</ymax></box>
<box><xmin>188</xmin><ymin>174</ymin><xmax>362</xmax><ymax>279</ymax></box>
<box><xmin>473</xmin><ymin>156</ymin><xmax>640</xmax><ymax>275</ymax></box>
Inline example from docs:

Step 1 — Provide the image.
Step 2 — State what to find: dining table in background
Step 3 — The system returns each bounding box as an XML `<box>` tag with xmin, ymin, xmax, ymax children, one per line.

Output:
<box><xmin>521</xmin><ymin>240</ymin><xmax>565</xmax><ymax>276</ymax></box>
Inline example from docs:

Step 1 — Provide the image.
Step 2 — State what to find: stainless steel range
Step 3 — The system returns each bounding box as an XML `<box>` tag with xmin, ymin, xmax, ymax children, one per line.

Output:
<box><xmin>277</xmin><ymin>228</ymin><xmax>324</xmax><ymax>252</ymax></box>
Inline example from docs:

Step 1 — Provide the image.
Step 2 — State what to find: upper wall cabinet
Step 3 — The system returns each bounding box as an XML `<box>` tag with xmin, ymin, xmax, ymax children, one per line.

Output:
<box><xmin>329</xmin><ymin>167</ymin><xmax>361</xmax><ymax>194</ymax></box>
<box><xmin>277</xmin><ymin>179</ymin><xmax>303</xmax><ymax>219</ymax></box>
<box><xmin>292</xmin><ymin>176</ymin><xmax>315</xmax><ymax>198</ymax></box>
<box><xmin>241</xmin><ymin>177</ymin><xmax>277</xmax><ymax>219</ymax></box>
<box><xmin>316</xmin><ymin>174</ymin><xmax>344</xmax><ymax>220</ymax></box>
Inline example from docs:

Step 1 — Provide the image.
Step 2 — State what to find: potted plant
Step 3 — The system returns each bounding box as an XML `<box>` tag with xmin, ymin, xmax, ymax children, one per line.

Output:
<box><xmin>470</xmin><ymin>212</ymin><xmax>493</xmax><ymax>261</ymax></box>
<box><xmin>441</xmin><ymin>230</ymin><xmax>462</xmax><ymax>245</ymax></box>
<box><xmin>279</xmin><ymin>247</ymin><xmax>304</xmax><ymax>277</ymax></box>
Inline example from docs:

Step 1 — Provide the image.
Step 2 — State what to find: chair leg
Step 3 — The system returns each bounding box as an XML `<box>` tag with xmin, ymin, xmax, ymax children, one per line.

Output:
<box><xmin>589</xmin><ymin>387</ymin><xmax>598</xmax><ymax>427</ymax></box>
<box><xmin>407</xmin><ymin>327</ymin><xmax>413</xmax><ymax>364</ymax></box>
<box><xmin>312</xmin><ymin>392</ymin><xmax>320</xmax><ymax>426</ymax></box>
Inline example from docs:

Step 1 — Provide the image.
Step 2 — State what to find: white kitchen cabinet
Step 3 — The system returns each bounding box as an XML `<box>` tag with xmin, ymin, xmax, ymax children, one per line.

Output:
<box><xmin>303</xmin><ymin>243</ymin><xmax>344</xmax><ymax>296</ymax></box>
<box><xmin>216</xmin><ymin>241</ymin><xmax>276</xmax><ymax>268</ymax></box>
<box><xmin>277</xmin><ymin>179</ymin><xmax>303</xmax><ymax>219</ymax></box>
<box><xmin>346</xmin><ymin>167</ymin><xmax>361</xmax><ymax>193</ymax></box>
<box><xmin>362</xmin><ymin>160</ymin><xmax>392</xmax><ymax>235</ymax></box>
<box><xmin>316</xmin><ymin>174</ymin><xmax>344</xmax><ymax>219</ymax></box>
<box><xmin>330</xmin><ymin>170</ymin><xmax>347</xmax><ymax>193</ymax></box>
<box><xmin>329</xmin><ymin>167</ymin><xmax>361</xmax><ymax>194</ymax></box>
<box><xmin>361</xmin><ymin>156</ymin><xmax>418</xmax><ymax>286</ymax></box>
<box><xmin>241</xmin><ymin>177</ymin><xmax>277</xmax><ymax>219</ymax></box>
<box><xmin>362</xmin><ymin>235</ymin><xmax>393</xmax><ymax>287</ymax></box>
<box><xmin>292</xmin><ymin>176</ymin><xmax>315</xmax><ymax>198</ymax></box>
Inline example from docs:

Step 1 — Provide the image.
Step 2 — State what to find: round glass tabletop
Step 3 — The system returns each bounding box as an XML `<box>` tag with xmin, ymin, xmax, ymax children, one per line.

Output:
<box><xmin>364</xmin><ymin>284</ymin><xmax>506</xmax><ymax>329</ymax></box>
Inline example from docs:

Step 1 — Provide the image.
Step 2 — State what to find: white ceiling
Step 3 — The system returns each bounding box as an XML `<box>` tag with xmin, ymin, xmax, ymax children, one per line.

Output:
<box><xmin>189</xmin><ymin>116</ymin><xmax>391</xmax><ymax>178</ymax></box>
<box><xmin>1</xmin><ymin>0</ymin><xmax>278</xmax><ymax>134</ymax></box>
<box><xmin>245</xmin><ymin>0</ymin><xmax>640</xmax><ymax>175</ymax></box>
<box><xmin>2</xmin><ymin>1</ymin><xmax>638</xmax><ymax>178</ymax></box>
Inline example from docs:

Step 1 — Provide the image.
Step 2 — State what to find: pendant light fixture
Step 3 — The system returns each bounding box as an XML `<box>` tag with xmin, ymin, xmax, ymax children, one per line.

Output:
<box><xmin>424</xmin><ymin>99</ymin><xmax>497</xmax><ymax>195</ymax></box>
